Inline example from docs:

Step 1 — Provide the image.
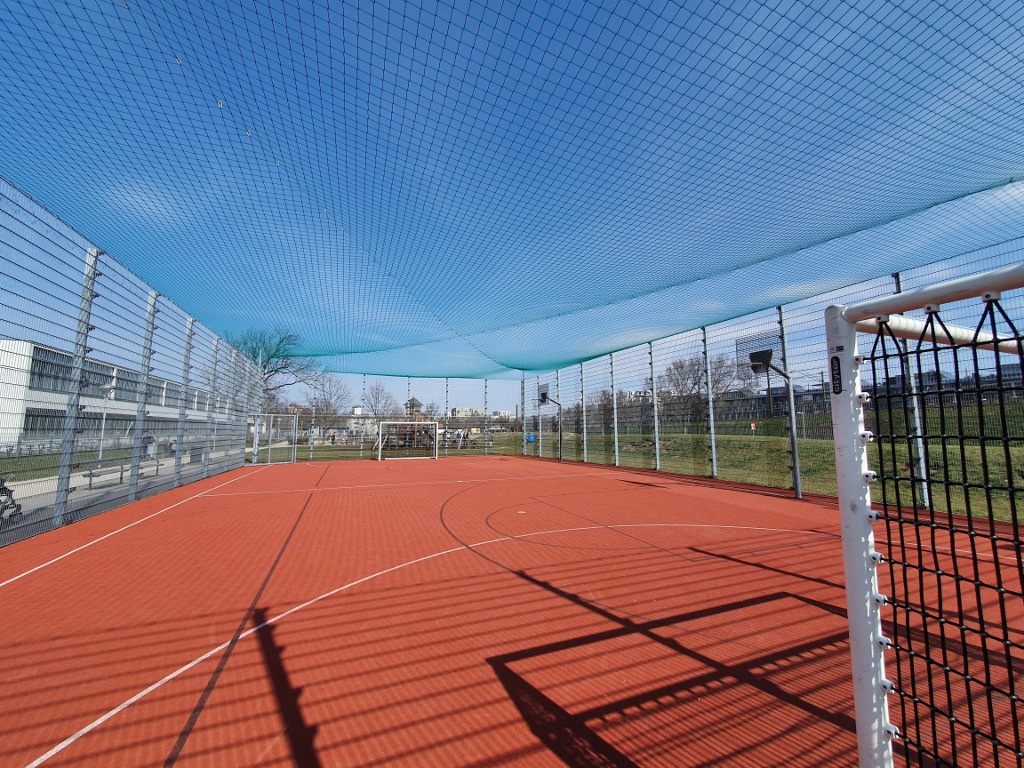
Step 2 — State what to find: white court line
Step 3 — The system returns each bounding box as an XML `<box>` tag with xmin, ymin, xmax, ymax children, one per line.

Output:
<box><xmin>27</xmin><ymin>522</ymin><xmax>837</xmax><ymax>766</ymax></box>
<box><xmin>0</xmin><ymin>467</ymin><xmax>268</xmax><ymax>590</ymax></box>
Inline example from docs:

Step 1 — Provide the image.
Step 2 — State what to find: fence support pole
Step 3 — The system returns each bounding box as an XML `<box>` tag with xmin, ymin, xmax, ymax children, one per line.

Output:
<box><xmin>54</xmin><ymin>247</ymin><xmax>101</xmax><ymax>526</ymax></box>
<box><xmin>204</xmin><ymin>339</ymin><xmax>219</xmax><ymax>478</ymax></box>
<box><xmin>892</xmin><ymin>272</ymin><xmax>930</xmax><ymax>508</ymax></box>
<box><xmin>537</xmin><ymin>376</ymin><xmax>542</xmax><ymax>457</ymax></box>
<box><xmin>778</xmin><ymin>306</ymin><xmax>802</xmax><ymax>498</ymax></box>
<box><xmin>521</xmin><ymin>371</ymin><xmax>526</xmax><ymax>456</ymax></box>
<box><xmin>228</xmin><ymin>349</ymin><xmax>240</xmax><ymax>467</ymax></box>
<box><xmin>175</xmin><ymin>318</ymin><xmax>194</xmax><ymax>486</ymax></box>
<box><xmin>825</xmin><ymin>304</ymin><xmax>895</xmax><ymax>768</ymax></box>
<box><xmin>702</xmin><ymin>327</ymin><xmax>718</xmax><ymax>478</ymax></box>
<box><xmin>581</xmin><ymin>362</ymin><xmax>587</xmax><ymax>463</ymax></box>
<box><xmin>445</xmin><ymin>378</ymin><xmax>449</xmax><ymax>457</ymax></box>
<box><xmin>650</xmin><ymin>342</ymin><xmax>661</xmax><ymax>471</ymax></box>
<box><xmin>129</xmin><ymin>290</ymin><xmax>158</xmax><ymax>501</ymax></box>
<box><xmin>610</xmin><ymin>353</ymin><xmax>619</xmax><ymax>466</ymax></box>
<box><xmin>484</xmin><ymin>379</ymin><xmax>489</xmax><ymax>455</ymax></box>
<box><xmin>360</xmin><ymin>374</ymin><xmax>366</xmax><ymax>458</ymax></box>
<box><xmin>555</xmin><ymin>370</ymin><xmax>561</xmax><ymax>461</ymax></box>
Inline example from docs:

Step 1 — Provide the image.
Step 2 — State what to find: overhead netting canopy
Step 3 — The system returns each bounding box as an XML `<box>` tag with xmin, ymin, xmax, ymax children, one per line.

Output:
<box><xmin>3</xmin><ymin>0</ymin><xmax>1024</xmax><ymax>377</ymax></box>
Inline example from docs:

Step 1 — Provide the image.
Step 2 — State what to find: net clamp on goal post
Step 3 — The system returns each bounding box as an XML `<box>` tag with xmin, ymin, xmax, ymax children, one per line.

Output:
<box><xmin>825</xmin><ymin>262</ymin><xmax>1024</xmax><ymax>768</ymax></box>
<box><xmin>376</xmin><ymin>421</ymin><xmax>439</xmax><ymax>460</ymax></box>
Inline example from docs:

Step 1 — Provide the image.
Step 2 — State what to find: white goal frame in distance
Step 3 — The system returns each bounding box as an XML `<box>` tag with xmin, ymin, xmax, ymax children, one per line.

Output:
<box><xmin>376</xmin><ymin>421</ymin><xmax>439</xmax><ymax>460</ymax></box>
<box><xmin>825</xmin><ymin>263</ymin><xmax>1024</xmax><ymax>768</ymax></box>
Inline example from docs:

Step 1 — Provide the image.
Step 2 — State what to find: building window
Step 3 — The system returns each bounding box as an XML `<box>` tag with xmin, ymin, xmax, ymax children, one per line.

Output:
<box><xmin>28</xmin><ymin>347</ymin><xmax>73</xmax><ymax>392</ymax></box>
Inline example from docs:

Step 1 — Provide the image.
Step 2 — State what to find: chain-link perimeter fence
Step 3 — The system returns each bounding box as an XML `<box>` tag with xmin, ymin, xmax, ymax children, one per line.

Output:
<box><xmin>274</xmin><ymin>241</ymin><xmax>1024</xmax><ymax>510</ymax></box>
<box><xmin>0</xmin><ymin>177</ymin><xmax>262</xmax><ymax>548</ymax></box>
<box><xmin>499</xmin><ymin>240</ymin><xmax>1024</xmax><ymax>502</ymax></box>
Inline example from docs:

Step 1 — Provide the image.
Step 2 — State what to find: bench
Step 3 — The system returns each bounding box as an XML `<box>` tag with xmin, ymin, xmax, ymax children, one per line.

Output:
<box><xmin>76</xmin><ymin>459</ymin><xmax>166</xmax><ymax>490</ymax></box>
<box><xmin>77</xmin><ymin>460</ymin><xmax>126</xmax><ymax>490</ymax></box>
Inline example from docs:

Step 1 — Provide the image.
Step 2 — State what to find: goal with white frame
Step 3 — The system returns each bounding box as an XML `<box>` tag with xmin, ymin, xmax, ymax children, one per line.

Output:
<box><xmin>826</xmin><ymin>263</ymin><xmax>1024</xmax><ymax>768</ymax></box>
<box><xmin>376</xmin><ymin>421</ymin><xmax>439</xmax><ymax>460</ymax></box>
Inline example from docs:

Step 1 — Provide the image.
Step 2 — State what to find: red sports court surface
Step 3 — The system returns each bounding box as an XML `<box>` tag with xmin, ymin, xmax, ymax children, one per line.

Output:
<box><xmin>0</xmin><ymin>456</ymin><xmax>858</xmax><ymax>767</ymax></box>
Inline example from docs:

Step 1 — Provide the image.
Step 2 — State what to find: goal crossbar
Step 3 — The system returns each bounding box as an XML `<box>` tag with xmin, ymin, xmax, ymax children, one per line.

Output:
<box><xmin>826</xmin><ymin>265</ymin><xmax>1024</xmax><ymax>768</ymax></box>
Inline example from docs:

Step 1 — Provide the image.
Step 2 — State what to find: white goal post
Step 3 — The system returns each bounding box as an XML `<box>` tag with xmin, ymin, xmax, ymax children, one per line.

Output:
<box><xmin>376</xmin><ymin>421</ymin><xmax>439</xmax><ymax>460</ymax></box>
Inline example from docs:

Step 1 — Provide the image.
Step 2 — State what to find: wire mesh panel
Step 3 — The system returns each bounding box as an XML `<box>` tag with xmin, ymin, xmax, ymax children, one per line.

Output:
<box><xmin>613</xmin><ymin>344</ymin><xmax>656</xmax><ymax>470</ymax></box>
<box><xmin>706</xmin><ymin>310</ymin><xmax>794</xmax><ymax>490</ymax></box>
<box><xmin>483</xmin><ymin>378</ymin><xmax>522</xmax><ymax>456</ymax></box>
<box><xmin>555</xmin><ymin>365</ymin><xmax>584</xmax><ymax>462</ymax></box>
<box><xmin>535</xmin><ymin>372</ymin><xmax>560</xmax><ymax>459</ymax></box>
<box><xmin>782</xmin><ymin>275</ymin><xmax>896</xmax><ymax>496</ymax></box>
<box><xmin>652</xmin><ymin>329</ymin><xmax>712</xmax><ymax>478</ymax></box>
<box><xmin>0</xmin><ymin>177</ymin><xmax>260</xmax><ymax>548</ymax></box>
<box><xmin>582</xmin><ymin>356</ymin><xmax>615</xmax><ymax>466</ymax></box>
<box><xmin>442</xmin><ymin>378</ymin><xmax>487</xmax><ymax>456</ymax></box>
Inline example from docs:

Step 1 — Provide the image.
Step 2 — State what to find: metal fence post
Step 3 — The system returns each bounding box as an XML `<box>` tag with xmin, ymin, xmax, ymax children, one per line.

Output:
<box><xmin>555</xmin><ymin>369</ymin><xmax>561</xmax><ymax>462</ymax></box>
<box><xmin>54</xmin><ymin>247</ymin><xmax>101</xmax><ymax>526</ymax></box>
<box><xmin>779</xmin><ymin>305</ymin><xmax>802</xmax><ymax>498</ymax></box>
<box><xmin>892</xmin><ymin>272</ymin><xmax>930</xmax><ymax>508</ymax></box>
<box><xmin>610</xmin><ymin>353</ymin><xmax>619</xmax><ymax>466</ymax></box>
<box><xmin>228</xmin><ymin>349</ymin><xmax>239</xmax><ymax>467</ymax></box>
<box><xmin>650</xmin><ymin>342</ymin><xmax>661</xmax><ymax>471</ymax></box>
<box><xmin>520</xmin><ymin>371</ymin><xmax>526</xmax><ymax>455</ymax></box>
<box><xmin>484</xmin><ymin>379</ymin><xmax>489</xmax><ymax>455</ymax></box>
<box><xmin>581</xmin><ymin>362</ymin><xmax>587</xmax><ymax>463</ymax></box>
<box><xmin>360</xmin><ymin>374</ymin><xmax>366</xmax><ymax>458</ymax></box>
<box><xmin>175</xmin><ymin>318</ymin><xmax>194</xmax><ymax>486</ymax></box>
<box><xmin>128</xmin><ymin>290</ymin><xmax>158</xmax><ymax>501</ymax></box>
<box><xmin>445</xmin><ymin>377</ymin><xmax>449</xmax><ymax>457</ymax></box>
<box><xmin>204</xmin><ymin>338</ymin><xmax>218</xmax><ymax>478</ymax></box>
<box><xmin>702</xmin><ymin>327</ymin><xmax>718</xmax><ymax>478</ymax></box>
<box><xmin>537</xmin><ymin>376</ymin><xmax>542</xmax><ymax>457</ymax></box>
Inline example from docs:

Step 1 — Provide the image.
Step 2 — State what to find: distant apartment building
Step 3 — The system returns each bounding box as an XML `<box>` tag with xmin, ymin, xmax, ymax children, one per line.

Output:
<box><xmin>0</xmin><ymin>339</ymin><xmax>237</xmax><ymax>448</ymax></box>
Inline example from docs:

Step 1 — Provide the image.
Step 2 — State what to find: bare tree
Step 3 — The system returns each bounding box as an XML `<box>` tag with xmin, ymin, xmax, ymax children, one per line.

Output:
<box><xmin>224</xmin><ymin>327</ymin><xmax>319</xmax><ymax>409</ymax></box>
<box><xmin>309</xmin><ymin>374</ymin><xmax>353</xmax><ymax>434</ymax></box>
<box><xmin>364</xmin><ymin>381</ymin><xmax>402</xmax><ymax>421</ymax></box>
<box><xmin>658</xmin><ymin>354</ymin><xmax>751</xmax><ymax>424</ymax></box>
<box><xmin>422</xmin><ymin>401</ymin><xmax>442</xmax><ymax>421</ymax></box>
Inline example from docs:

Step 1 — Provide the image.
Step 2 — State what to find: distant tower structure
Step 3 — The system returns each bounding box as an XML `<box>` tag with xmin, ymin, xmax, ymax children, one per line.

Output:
<box><xmin>404</xmin><ymin>395</ymin><xmax>423</xmax><ymax>421</ymax></box>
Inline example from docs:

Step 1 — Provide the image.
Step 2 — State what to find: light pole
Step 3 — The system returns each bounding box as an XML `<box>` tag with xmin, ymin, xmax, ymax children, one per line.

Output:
<box><xmin>97</xmin><ymin>382</ymin><xmax>116</xmax><ymax>460</ymax></box>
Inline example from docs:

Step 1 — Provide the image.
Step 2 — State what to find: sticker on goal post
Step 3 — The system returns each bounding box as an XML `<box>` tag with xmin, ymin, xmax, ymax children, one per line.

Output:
<box><xmin>830</xmin><ymin>355</ymin><xmax>842</xmax><ymax>394</ymax></box>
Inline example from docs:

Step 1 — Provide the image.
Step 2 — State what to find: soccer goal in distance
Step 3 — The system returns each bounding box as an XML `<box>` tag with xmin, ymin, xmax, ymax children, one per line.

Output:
<box><xmin>376</xmin><ymin>422</ymin><xmax>439</xmax><ymax>460</ymax></box>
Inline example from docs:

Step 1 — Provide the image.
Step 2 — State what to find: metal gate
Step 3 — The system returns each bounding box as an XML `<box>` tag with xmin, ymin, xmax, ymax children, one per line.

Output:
<box><xmin>251</xmin><ymin>414</ymin><xmax>298</xmax><ymax>464</ymax></box>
